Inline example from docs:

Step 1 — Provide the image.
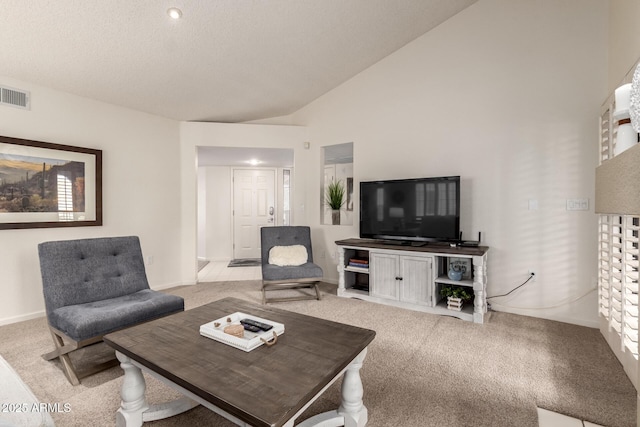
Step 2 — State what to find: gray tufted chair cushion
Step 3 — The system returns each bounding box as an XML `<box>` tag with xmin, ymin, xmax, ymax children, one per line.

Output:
<box><xmin>38</xmin><ymin>236</ymin><xmax>184</xmax><ymax>341</ymax></box>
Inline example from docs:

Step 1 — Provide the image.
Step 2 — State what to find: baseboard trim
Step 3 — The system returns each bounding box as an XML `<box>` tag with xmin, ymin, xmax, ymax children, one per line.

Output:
<box><xmin>491</xmin><ymin>305</ymin><xmax>599</xmax><ymax>329</ymax></box>
<box><xmin>152</xmin><ymin>281</ymin><xmax>195</xmax><ymax>291</ymax></box>
<box><xmin>0</xmin><ymin>310</ymin><xmax>45</xmax><ymax>327</ymax></box>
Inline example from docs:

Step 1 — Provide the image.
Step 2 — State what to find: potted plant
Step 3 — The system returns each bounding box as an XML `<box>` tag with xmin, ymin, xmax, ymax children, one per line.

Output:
<box><xmin>440</xmin><ymin>284</ymin><xmax>473</xmax><ymax>311</ymax></box>
<box><xmin>326</xmin><ymin>180</ymin><xmax>345</xmax><ymax>225</ymax></box>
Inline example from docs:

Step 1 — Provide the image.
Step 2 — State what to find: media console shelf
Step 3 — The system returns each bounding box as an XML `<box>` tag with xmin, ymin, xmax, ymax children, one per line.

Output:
<box><xmin>335</xmin><ymin>238</ymin><xmax>489</xmax><ymax>323</ymax></box>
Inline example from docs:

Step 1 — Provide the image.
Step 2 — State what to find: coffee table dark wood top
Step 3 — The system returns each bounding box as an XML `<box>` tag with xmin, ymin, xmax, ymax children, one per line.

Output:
<box><xmin>104</xmin><ymin>297</ymin><xmax>376</xmax><ymax>427</ymax></box>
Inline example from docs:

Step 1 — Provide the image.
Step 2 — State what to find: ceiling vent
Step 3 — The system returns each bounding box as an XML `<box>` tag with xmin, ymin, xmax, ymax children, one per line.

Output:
<box><xmin>0</xmin><ymin>86</ymin><xmax>30</xmax><ymax>110</ymax></box>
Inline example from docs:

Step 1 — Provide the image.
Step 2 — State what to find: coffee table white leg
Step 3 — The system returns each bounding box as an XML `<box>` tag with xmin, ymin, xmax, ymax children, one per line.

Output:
<box><xmin>295</xmin><ymin>348</ymin><xmax>369</xmax><ymax>427</ymax></box>
<box><xmin>338</xmin><ymin>348</ymin><xmax>368</xmax><ymax>427</ymax></box>
<box><xmin>115</xmin><ymin>351</ymin><xmax>150</xmax><ymax>427</ymax></box>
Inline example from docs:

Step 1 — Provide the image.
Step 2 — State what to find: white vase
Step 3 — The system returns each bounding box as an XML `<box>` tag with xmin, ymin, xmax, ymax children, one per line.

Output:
<box><xmin>615</xmin><ymin>123</ymin><xmax>638</xmax><ymax>156</ymax></box>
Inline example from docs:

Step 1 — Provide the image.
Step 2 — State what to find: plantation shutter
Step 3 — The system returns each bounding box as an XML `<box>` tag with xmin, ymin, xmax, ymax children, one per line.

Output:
<box><xmin>623</xmin><ymin>217</ymin><xmax>639</xmax><ymax>357</ymax></box>
<box><xmin>597</xmin><ymin>68</ymin><xmax>640</xmax><ymax>388</ymax></box>
<box><xmin>598</xmin><ymin>107</ymin><xmax>612</xmax><ymax>320</ymax></box>
<box><xmin>598</xmin><ymin>215</ymin><xmax>611</xmax><ymax>319</ymax></box>
<box><xmin>600</xmin><ymin>107</ymin><xmax>611</xmax><ymax>163</ymax></box>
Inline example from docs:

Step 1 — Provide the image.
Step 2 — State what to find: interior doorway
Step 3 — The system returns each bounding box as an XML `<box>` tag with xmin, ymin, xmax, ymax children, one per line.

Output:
<box><xmin>196</xmin><ymin>146</ymin><xmax>294</xmax><ymax>281</ymax></box>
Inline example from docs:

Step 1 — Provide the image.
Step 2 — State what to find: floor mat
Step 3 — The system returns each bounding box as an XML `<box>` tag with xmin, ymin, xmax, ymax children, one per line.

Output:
<box><xmin>198</xmin><ymin>260</ymin><xmax>209</xmax><ymax>271</ymax></box>
<box><xmin>227</xmin><ymin>258</ymin><xmax>261</xmax><ymax>267</ymax></box>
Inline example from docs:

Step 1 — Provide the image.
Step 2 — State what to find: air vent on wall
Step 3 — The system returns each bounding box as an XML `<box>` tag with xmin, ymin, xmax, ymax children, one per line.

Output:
<box><xmin>0</xmin><ymin>86</ymin><xmax>30</xmax><ymax>110</ymax></box>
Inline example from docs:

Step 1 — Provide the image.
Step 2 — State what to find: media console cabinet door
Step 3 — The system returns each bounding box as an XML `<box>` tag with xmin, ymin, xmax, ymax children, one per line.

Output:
<box><xmin>369</xmin><ymin>252</ymin><xmax>399</xmax><ymax>300</ymax></box>
<box><xmin>398</xmin><ymin>256</ymin><xmax>433</xmax><ymax>306</ymax></box>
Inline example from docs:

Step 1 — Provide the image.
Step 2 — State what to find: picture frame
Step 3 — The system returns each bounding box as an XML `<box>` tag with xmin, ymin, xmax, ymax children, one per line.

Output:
<box><xmin>0</xmin><ymin>135</ymin><xmax>102</xmax><ymax>230</ymax></box>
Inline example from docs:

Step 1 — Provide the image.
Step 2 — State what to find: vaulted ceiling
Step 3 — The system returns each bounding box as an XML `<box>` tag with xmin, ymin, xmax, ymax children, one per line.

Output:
<box><xmin>0</xmin><ymin>0</ymin><xmax>477</xmax><ymax>123</ymax></box>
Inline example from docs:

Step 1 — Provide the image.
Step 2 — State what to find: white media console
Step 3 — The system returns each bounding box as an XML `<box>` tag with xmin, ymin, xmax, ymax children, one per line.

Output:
<box><xmin>336</xmin><ymin>238</ymin><xmax>489</xmax><ymax>323</ymax></box>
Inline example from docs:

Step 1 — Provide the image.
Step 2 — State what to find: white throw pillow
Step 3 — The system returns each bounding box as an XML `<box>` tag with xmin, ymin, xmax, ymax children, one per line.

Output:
<box><xmin>268</xmin><ymin>245</ymin><xmax>308</xmax><ymax>266</ymax></box>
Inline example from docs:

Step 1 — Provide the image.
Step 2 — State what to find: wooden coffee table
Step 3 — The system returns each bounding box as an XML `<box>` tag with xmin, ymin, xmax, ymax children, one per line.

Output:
<box><xmin>103</xmin><ymin>297</ymin><xmax>376</xmax><ymax>427</ymax></box>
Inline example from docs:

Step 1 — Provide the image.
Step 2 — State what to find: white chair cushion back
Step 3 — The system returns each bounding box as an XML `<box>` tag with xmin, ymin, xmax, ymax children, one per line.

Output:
<box><xmin>268</xmin><ymin>245</ymin><xmax>308</xmax><ymax>266</ymax></box>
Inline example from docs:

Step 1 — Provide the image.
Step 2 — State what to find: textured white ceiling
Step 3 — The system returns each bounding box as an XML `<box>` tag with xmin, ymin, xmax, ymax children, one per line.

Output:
<box><xmin>0</xmin><ymin>0</ymin><xmax>476</xmax><ymax>123</ymax></box>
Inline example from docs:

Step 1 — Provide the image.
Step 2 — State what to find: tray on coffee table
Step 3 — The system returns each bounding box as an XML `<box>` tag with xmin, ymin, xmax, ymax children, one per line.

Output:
<box><xmin>199</xmin><ymin>311</ymin><xmax>285</xmax><ymax>352</ymax></box>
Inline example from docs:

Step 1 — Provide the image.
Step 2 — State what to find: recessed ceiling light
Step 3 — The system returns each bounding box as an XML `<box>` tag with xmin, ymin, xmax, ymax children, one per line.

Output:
<box><xmin>167</xmin><ymin>8</ymin><xmax>182</xmax><ymax>19</ymax></box>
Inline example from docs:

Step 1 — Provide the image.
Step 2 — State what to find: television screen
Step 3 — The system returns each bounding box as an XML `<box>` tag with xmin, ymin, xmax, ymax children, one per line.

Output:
<box><xmin>359</xmin><ymin>176</ymin><xmax>460</xmax><ymax>242</ymax></box>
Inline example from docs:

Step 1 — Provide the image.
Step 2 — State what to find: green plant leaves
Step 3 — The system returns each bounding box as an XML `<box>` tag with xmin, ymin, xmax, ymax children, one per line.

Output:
<box><xmin>439</xmin><ymin>284</ymin><xmax>473</xmax><ymax>301</ymax></box>
<box><xmin>326</xmin><ymin>180</ymin><xmax>346</xmax><ymax>210</ymax></box>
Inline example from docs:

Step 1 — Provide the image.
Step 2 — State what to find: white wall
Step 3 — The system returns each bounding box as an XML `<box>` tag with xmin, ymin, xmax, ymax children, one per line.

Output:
<box><xmin>609</xmin><ymin>0</ymin><xmax>640</xmax><ymax>91</ymax></box>
<box><xmin>197</xmin><ymin>167</ymin><xmax>207</xmax><ymax>259</ymax></box>
<box><xmin>284</xmin><ymin>0</ymin><xmax>609</xmax><ymax>327</ymax></box>
<box><xmin>0</xmin><ymin>76</ymin><xmax>182</xmax><ymax>325</ymax></box>
<box><xmin>203</xmin><ymin>166</ymin><xmax>233</xmax><ymax>261</ymax></box>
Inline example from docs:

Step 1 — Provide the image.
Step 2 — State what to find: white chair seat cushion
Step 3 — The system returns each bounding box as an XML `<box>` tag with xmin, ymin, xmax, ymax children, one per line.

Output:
<box><xmin>268</xmin><ymin>245</ymin><xmax>308</xmax><ymax>266</ymax></box>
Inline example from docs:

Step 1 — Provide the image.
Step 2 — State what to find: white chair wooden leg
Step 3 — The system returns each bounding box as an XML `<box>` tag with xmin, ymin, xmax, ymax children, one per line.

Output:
<box><xmin>115</xmin><ymin>351</ymin><xmax>149</xmax><ymax>427</ymax></box>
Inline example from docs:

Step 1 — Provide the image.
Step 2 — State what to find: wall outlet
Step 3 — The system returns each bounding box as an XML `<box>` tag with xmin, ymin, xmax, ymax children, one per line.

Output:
<box><xmin>566</xmin><ymin>198</ymin><xmax>589</xmax><ymax>211</ymax></box>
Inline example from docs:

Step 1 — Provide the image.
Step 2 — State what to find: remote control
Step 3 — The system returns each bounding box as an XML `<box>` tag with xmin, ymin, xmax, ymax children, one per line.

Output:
<box><xmin>241</xmin><ymin>323</ymin><xmax>261</xmax><ymax>333</ymax></box>
<box><xmin>240</xmin><ymin>318</ymin><xmax>273</xmax><ymax>331</ymax></box>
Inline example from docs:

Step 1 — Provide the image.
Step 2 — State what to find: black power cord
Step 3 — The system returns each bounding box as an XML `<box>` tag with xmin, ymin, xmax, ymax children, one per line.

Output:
<box><xmin>487</xmin><ymin>273</ymin><xmax>535</xmax><ymax>300</ymax></box>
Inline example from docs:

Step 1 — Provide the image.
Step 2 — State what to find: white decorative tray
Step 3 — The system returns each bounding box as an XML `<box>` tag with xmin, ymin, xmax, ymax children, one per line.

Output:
<box><xmin>199</xmin><ymin>312</ymin><xmax>285</xmax><ymax>352</ymax></box>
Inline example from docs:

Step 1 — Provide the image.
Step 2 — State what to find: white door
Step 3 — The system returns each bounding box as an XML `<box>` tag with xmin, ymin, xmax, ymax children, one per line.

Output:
<box><xmin>233</xmin><ymin>169</ymin><xmax>276</xmax><ymax>259</ymax></box>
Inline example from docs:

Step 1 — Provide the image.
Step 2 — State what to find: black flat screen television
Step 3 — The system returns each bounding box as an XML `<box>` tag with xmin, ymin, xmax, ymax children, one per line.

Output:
<box><xmin>360</xmin><ymin>176</ymin><xmax>460</xmax><ymax>243</ymax></box>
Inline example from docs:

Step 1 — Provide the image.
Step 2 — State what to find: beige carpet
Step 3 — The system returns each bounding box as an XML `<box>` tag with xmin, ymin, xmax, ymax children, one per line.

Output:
<box><xmin>0</xmin><ymin>281</ymin><xmax>635</xmax><ymax>427</ymax></box>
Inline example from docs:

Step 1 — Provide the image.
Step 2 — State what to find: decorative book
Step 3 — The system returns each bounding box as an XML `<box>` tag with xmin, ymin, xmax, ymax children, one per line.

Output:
<box><xmin>200</xmin><ymin>312</ymin><xmax>285</xmax><ymax>352</ymax></box>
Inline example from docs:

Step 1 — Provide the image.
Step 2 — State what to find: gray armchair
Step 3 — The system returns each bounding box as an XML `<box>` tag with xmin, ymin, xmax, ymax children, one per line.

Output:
<box><xmin>38</xmin><ymin>236</ymin><xmax>184</xmax><ymax>385</ymax></box>
<box><xmin>260</xmin><ymin>226</ymin><xmax>323</xmax><ymax>304</ymax></box>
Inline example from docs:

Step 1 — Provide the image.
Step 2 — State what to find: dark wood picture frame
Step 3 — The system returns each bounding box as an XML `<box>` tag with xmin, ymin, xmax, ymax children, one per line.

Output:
<box><xmin>0</xmin><ymin>135</ymin><xmax>102</xmax><ymax>230</ymax></box>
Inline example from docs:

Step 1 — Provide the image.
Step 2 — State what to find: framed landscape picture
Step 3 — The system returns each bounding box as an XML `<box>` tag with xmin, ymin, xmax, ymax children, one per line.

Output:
<box><xmin>0</xmin><ymin>135</ymin><xmax>102</xmax><ymax>230</ymax></box>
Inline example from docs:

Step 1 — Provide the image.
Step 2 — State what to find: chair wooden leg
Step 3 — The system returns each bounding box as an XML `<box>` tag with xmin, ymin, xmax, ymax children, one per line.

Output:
<box><xmin>42</xmin><ymin>341</ymin><xmax>78</xmax><ymax>361</ymax></box>
<box><xmin>47</xmin><ymin>330</ymin><xmax>80</xmax><ymax>386</ymax></box>
<box><xmin>262</xmin><ymin>281</ymin><xmax>323</xmax><ymax>304</ymax></box>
